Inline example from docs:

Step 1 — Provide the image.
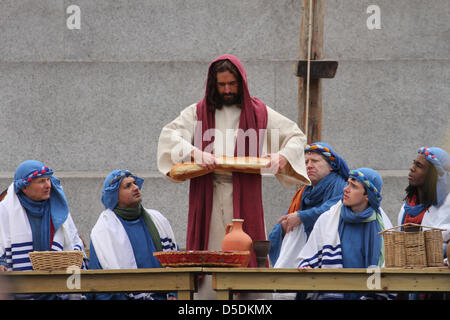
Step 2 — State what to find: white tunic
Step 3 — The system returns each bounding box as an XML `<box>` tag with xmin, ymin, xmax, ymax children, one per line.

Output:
<box><xmin>157</xmin><ymin>103</ymin><xmax>310</xmax><ymax>250</ymax></box>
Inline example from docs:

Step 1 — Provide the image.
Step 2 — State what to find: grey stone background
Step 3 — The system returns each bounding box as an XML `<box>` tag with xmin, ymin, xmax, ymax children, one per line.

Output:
<box><xmin>0</xmin><ymin>0</ymin><xmax>449</xmax><ymax>248</ymax></box>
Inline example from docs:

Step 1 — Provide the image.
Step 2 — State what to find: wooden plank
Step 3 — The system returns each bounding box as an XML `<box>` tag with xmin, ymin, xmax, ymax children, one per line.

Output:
<box><xmin>215</xmin><ymin>290</ymin><xmax>232</xmax><ymax>300</ymax></box>
<box><xmin>5</xmin><ymin>268</ymin><xmax>201</xmax><ymax>298</ymax></box>
<box><xmin>207</xmin><ymin>267</ymin><xmax>450</xmax><ymax>294</ymax></box>
<box><xmin>177</xmin><ymin>290</ymin><xmax>193</xmax><ymax>300</ymax></box>
<box><xmin>296</xmin><ymin>60</ymin><xmax>338</xmax><ymax>79</ymax></box>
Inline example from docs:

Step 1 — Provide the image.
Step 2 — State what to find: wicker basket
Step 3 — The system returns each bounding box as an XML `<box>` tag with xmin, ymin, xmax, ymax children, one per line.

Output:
<box><xmin>380</xmin><ymin>223</ymin><xmax>445</xmax><ymax>268</ymax></box>
<box><xmin>404</xmin><ymin>231</ymin><xmax>427</xmax><ymax>267</ymax></box>
<box><xmin>29</xmin><ymin>251</ymin><xmax>84</xmax><ymax>271</ymax></box>
<box><xmin>383</xmin><ymin>231</ymin><xmax>406</xmax><ymax>267</ymax></box>
<box><xmin>424</xmin><ymin>229</ymin><xmax>444</xmax><ymax>267</ymax></box>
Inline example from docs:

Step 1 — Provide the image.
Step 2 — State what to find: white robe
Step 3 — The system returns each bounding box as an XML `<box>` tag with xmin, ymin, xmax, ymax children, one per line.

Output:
<box><xmin>0</xmin><ymin>183</ymin><xmax>86</xmax><ymax>272</ymax></box>
<box><xmin>158</xmin><ymin>103</ymin><xmax>309</xmax><ymax>300</ymax></box>
<box><xmin>90</xmin><ymin>208</ymin><xmax>178</xmax><ymax>270</ymax></box>
<box><xmin>157</xmin><ymin>103</ymin><xmax>310</xmax><ymax>251</ymax></box>
<box><xmin>0</xmin><ymin>183</ymin><xmax>87</xmax><ymax>300</ymax></box>
<box><xmin>277</xmin><ymin>201</ymin><xmax>394</xmax><ymax>300</ymax></box>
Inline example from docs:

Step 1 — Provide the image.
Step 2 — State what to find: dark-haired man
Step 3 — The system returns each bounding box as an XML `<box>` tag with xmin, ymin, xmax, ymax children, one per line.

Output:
<box><xmin>398</xmin><ymin>147</ymin><xmax>450</xmax><ymax>251</ymax></box>
<box><xmin>157</xmin><ymin>55</ymin><xmax>310</xmax><ymax>299</ymax></box>
<box><xmin>298</xmin><ymin>168</ymin><xmax>394</xmax><ymax>300</ymax></box>
<box><xmin>88</xmin><ymin>170</ymin><xmax>178</xmax><ymax>300</ymax></box>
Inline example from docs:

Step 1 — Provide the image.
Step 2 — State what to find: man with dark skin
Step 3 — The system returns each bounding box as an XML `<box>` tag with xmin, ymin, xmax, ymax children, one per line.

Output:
<box><xmin>398</xmin><ymin>147</ymin><xmax>449</xmax><ymax>236</ymax></box>
<box><xmin>397</xmin><ymin>147</ymin><xmax>450</xmax><ymax>298</ymax></box>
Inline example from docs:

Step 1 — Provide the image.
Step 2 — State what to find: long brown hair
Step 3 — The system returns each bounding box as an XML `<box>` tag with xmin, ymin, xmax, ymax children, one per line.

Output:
<box><xmin>205</xmin><ymin>59</ymin><xmax>243</xmax><ymax>111</ymax></box>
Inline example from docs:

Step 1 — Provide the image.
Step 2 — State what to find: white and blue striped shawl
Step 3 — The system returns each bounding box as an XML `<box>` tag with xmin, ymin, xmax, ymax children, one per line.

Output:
<box><xmin>298</xmin><ymin>202</ymin><xmax>344</xmax><ymax>270</ymax></box>
<box><xmin>0</xmin><ymin>183</ymin><xmax>88</xmax><ymax>300</ymax></box>
<box><xmin>90</xmin><ymin>208</ymin><xmax>178</xmax><ymax>300</ymax></box>
<box><xmin>297</xmin><ymin>201</ymin><xmax>395</xmax><ymax>300</ymax></box>
<box><xmin>0</xmin><ymin>183</ymin><xmax>87</xmax><ymax>272</ymax></box>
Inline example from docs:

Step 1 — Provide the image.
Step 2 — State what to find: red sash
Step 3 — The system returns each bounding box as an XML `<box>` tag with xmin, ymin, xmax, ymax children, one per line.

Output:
<box><xmin>187</xmin><ymin>55</ymin><xmax>268</xmax><ymax>267</ymax></box>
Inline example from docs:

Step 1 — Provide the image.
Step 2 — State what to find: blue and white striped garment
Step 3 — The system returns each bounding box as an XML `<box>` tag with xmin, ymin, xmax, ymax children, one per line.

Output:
<box><xmin>298</xmin><ymin>202</ymin><xmax>344</xmax><ymax>269</ymax></box>
<box><xmin>0</xmin><ymin>183</ymin><xmax>88</xmax><ymax>300</ymax></box>
<box><xmin>297</xmin><ymin>201</ymin><xmax>395</xmax><ymax>300</ymax></box>
<box><xmin>0</xmin><ymin>183</ymin><xmax>87</xmax><ymax>271</ymax></box>
<box><xmin>89</xmin><ymin>207</ymin><xmax>178</xmax><ymax>300</ymax></box>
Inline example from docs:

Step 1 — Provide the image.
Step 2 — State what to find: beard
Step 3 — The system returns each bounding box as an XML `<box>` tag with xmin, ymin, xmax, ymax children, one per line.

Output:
<box><xmin>218</xmin><ymin>92</ymin><xmax>241</xmax><ymax>106</ymax></box>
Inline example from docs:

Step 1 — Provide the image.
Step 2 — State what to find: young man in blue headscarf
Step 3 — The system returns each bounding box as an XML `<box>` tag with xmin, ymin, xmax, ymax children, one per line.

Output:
<box><xmin>398</xmin><ymin>147</ymin><xmax>450</xmax><ymax>274</ymax></box>
<box><xmin>268</xmin><ymin>142</ymin><xmax>350</xmax><ymax>269</ymax></box>
<box><xmin>0</xmin><ymin>160</ymin><xmax>87</xmax><ymax>299</ymax></box>
<box><xmin>398</xmin><ymin>147</ymin><xmax>450</xmax><ymax>237</ymax></box>
<box><xmin>297</xmin><ymin>168</ymin><xmax>393</xmax><ymax>300</ymax></box>
<box><xmin>88</xmin><ymin>170</ymin><xmax>178</xmax><ymax>300</ymax></box>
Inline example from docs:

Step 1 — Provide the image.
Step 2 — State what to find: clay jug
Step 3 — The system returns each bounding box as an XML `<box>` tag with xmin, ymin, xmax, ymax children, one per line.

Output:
<box><xmin>222</xmin><ymin>219</ymin><xmax>253</xmax><ymax>252</ymax></box>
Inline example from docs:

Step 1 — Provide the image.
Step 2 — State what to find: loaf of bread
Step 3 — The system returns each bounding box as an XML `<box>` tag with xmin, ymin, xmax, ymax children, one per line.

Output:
<box><xmin>169</xmin><ymin>156</ymin><xmax>270</xmax><ymax>181</ymax></box>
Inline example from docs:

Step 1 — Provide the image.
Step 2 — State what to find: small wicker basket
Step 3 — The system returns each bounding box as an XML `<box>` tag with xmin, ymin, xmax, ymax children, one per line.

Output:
<box><xmin>383</xmin><ymin>230</ymin><xmax>406</xmax><ymax>267</ymax></box>
<box><xmin>380</xmin><ymin>223</ymin><xmax>445</xmax><ymax>268</ymax></box>
<box><xmin>424</xmin><ymin>229</ymin><xmax>444</xmax><ymax>267</ymax></box>
<box><xmin>404</xmin><ymin>231</ymin><xmax>426</xmax><ymax>267</ymax></box>
<box><xmin>29</xmin><ymin>251</ymin><xmax>84</xmax><ymax>271</ymax></box>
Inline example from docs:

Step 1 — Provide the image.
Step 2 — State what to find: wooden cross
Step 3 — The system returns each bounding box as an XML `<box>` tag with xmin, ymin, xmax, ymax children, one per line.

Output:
<box><xmin>296</xmin><ymin>0</ymin><xmax>338</xmax><ymax>144</ymax></box>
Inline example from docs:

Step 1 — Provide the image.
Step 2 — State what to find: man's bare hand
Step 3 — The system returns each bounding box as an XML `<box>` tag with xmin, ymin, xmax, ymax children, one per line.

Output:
<box><xmin>277</xmin><ymin>212</ymin><xmax>301</xmax><ymax>234</ymax></box>
<box><xmin>264</xmin><ymin>153</ymin><xmax>288</xmax><ymax>174</ymax></box>
<box><xmin>0</xmin><ymin>265</ymin><xmax>8</xmax><ymax>272</ymax></box>
<box><xmin>191</xmin><ymin>149</ymin><xmax>217</xmax><ymax>171</ymax></box>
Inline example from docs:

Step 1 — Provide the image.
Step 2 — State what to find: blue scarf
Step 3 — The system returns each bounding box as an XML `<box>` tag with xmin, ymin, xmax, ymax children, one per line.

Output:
<box><xmin>302</xmin><ymin>171</ymin><xmax>342</xmax><ymax>208</ymax></box>
<box><xmin>268</xmin><ymin>171</ymin><xmax>346</xmax><ymax>265</ymax></box>
<box><xmin>338</xmin><ymin>205</ymin><xmax>383</xmax><ymax>268</ymax></box>
<box><xmin>403</xmin><ymin>201</ymin><xmax>425</xmax><ymax>217</ymax></box>
<box><xmin>338</xmin><ymin>168</ymin><xmax>385</xmax><ymax>268</ymax></box>
<box><xmin>17</xmin><ymin>193</ymin><xmax>52</xmax><ymax>251</ymax></box>
<box><xmin>14</xmin><ymin>160</ymin><xmax>69</xmax><ymax>251</ymax></box>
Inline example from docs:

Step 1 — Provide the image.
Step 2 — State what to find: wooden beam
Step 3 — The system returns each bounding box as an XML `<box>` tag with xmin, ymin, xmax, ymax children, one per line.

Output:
<box><xmin>297</xmin><ymin>0</ymin><xmax>325</xmax><ymax>144</ymax></box>
<box><xmin>296</xmin><ymin>60</ymin><xmax>338</xmax><ymax>79</ymax></box>
<box><xmin>207</xmin><ymin>267</ymin><xmax>450</xmax><ymax>300</ymax></box>
<box><xmin>4</xmin><ymin>268</ymin><xmax>201</xmax><ymax>299</ymax></box>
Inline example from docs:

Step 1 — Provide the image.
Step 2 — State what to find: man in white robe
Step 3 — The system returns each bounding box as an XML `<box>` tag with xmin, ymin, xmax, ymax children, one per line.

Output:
<box><xmin>88</xmin><ymin>169</ymin><xmax>178</xmax><ymax>300</ymax></box>
<box><xmin>157</xmin><ymin>54</ymin><xmax>309</xmax><ymax>299</ymax></box>
<box><xmin>0</xmin><ymin>160</ymin><xmax>87</xmax><ymax>300</ymax></box>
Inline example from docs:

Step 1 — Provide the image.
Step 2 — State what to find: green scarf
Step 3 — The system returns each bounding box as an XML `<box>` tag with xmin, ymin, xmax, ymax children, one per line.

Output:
<box><xmin>113</xmin><ymin>203</ymin><xmax>163</xmax><ymax>252</ymax></box>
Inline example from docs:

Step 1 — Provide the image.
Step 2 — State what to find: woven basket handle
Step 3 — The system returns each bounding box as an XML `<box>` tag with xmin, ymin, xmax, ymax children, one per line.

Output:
<box><xmin>379</xmin><ymin>223</ymin><xmax>446</xmax><ymax>234</ymax></box>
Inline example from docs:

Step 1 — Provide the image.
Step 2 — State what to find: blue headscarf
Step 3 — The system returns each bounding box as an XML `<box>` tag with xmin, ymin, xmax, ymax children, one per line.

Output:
<box><xmin>348</xmin><ymin>168</ymin><xmax>382</xmax><ymax>213</ymax></box>
<box><xmin>339</xmin><ymin>168</ymin><xmax>384</xmax><ymax>268</ymax></box>
<box><xmin>14</xmin><ymin>160</ymin><xmax>69</xmax><ymax>251</ymax></box>
<box><xmin>305</xmin><ymin>142</ymin><xmax>350</xmax><ymax>180</ymax></box>
<box><xmin>418</xmin><ymin>147</ymin><xmax>450</xmax><ymax>208</ymax></box>
<box><xmin>101</xmin><ymin>170</ymin><xmax>144</xmax><ymax>210</ymax></box>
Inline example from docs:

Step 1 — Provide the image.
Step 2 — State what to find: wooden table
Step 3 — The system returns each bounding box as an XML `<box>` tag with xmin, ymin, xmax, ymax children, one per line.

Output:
<box><xmin>205</xmin><ymin>267</ymin><xmax>450</xmax><ymax>300</ymax></box>
<box><xmin>4</xmin><ymin>267</ymin><xmax>201</xmax><ymax>300</ymax></box>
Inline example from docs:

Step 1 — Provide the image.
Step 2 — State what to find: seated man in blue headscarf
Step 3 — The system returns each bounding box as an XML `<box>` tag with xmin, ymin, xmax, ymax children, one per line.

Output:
<box><xmin>88</xmin><ymin>170</ymin><xmax>178</xmax><ymax>300</ymax></box>
<box><xmin>268</xmin><ymin>142</ymin><xmax>349</xmax><ymax>268</ymax></box>
<box><xmin>0</xmin><ymin>160</ymin><xmax>87</xmax><ymax>299</ymax></box>
<box><xmin>398</xmin><ymin>147</ymin><xmax>450</xmax><ymax>240</ymax></box>
<box><xmin>398</xmin><ymin>147</ymin><xmax>450</xmax><ymax>298</ymax></box>
<box><xmin>297</xmin><ymin>168</ymin><xmax>393</xmax><ymax>300</ymax></box>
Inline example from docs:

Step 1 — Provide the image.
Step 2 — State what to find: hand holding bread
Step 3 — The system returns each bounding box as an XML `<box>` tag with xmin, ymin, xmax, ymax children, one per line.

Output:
<box><xmin>169</xmin><ymin>155</ymin><xmax>271</xmax><ymax>181</ymax></box>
